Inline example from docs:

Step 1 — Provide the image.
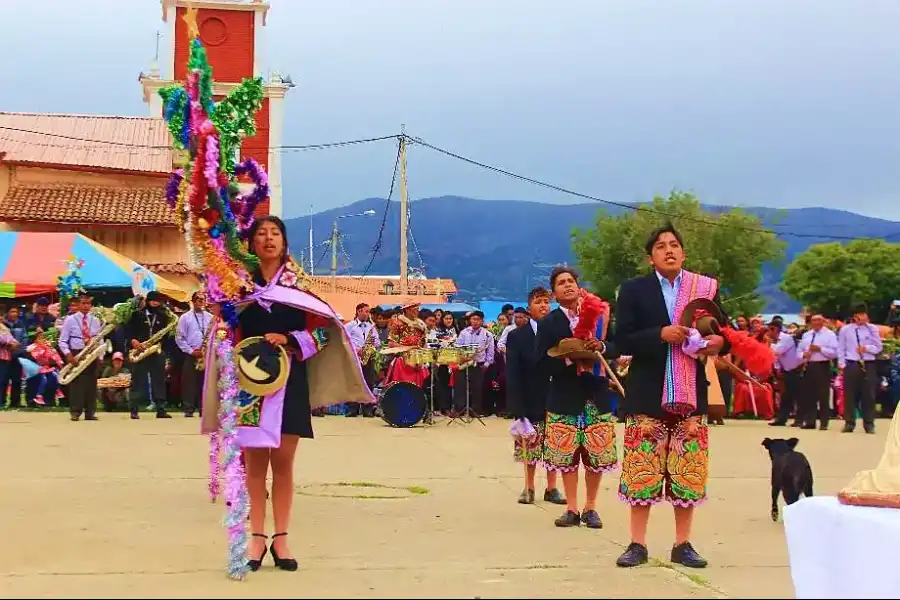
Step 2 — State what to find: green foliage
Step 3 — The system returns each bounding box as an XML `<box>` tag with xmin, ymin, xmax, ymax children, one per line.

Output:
<box><xmin>572</xmin><ymin>190</ymin><xmax>785</xmax><ymax>316</ymax></box>
<box><xmin>780</xmin><ymin>239</ymin><xmax>900</xmax><ymax>320</ymax></box>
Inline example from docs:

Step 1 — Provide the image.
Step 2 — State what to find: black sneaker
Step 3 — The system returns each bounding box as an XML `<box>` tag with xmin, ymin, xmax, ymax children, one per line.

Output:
<box><xmin>554</xmin><ymin>510</ymin><xmax>580</xmax><ymax>527</ymax></box>
<box><xmin>517</xmin><ymin>489</ymin><xmax>535</xmax><ymax>505</ymax></box>
<box><xmin>616</xmin><ymin>542</ymin><xmax>649</xmax><ymax>567</ymax></box>
<box><xmin>842</xmin><ymin>423</ymin><xmax>855</xmax><ymax>433</ymax></box>
<box><xmin>543</xmin><ymin>488</ymin><xmax>567</xmax><ymax>505</ymax></box>
<box><xmin>580</xmin><ymin>509</ymin><xmax>603</xmax><ymax>529</ymax></box>
<box><xmin>671</xmin><ymin>542</ymin><xmax>708</xmax><ymax>568</ymax></box>
<box><xmin>156</xmin><ymin>410</ymin><xmax>172</xmax><ymax>419</ymax></box>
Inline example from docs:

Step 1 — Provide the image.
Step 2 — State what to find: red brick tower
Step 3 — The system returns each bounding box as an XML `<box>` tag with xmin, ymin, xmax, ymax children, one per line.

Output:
<box><xmin>140</xmin><ymin>0</ymin><xmax>291</xmax><ymax>217</ymax></box>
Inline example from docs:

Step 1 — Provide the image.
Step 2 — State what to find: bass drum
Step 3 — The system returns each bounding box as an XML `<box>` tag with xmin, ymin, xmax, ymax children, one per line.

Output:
<box><xmin>379</xmin><ymin>381</ymin><xmax>427</xmax><ymax>428</ymax></box>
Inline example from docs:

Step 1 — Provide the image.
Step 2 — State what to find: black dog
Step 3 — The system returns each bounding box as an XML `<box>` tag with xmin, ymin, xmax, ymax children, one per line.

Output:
<box><xmin>762</xmin><ymin>437</ymin><xmax>814</xmax><ymax>522</ymax></box>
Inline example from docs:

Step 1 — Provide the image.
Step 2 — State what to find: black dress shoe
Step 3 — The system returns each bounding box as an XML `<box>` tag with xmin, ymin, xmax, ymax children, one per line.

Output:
<box><xmin>85</xmin><ymin>415</ymin><xmax>98</xmax><ymax>421</ymax></box>
<box><xmin>543</xmin><ymin>488</ymin><xmax>567</xmax><ymax>505</ymax></box>
<box><xmin>842</xmin><ymin>423</ymin><xmax>855</xmax><ymax>433</ymax></box>
<box><xmin>819</xmin><ymin>423</ymin><xmax>828</xmax><ymax>431</ymax></box>
<box><xmin>156</xmin><ymin>410</ymin><xmax>172</xmax><ymax>419</ymax></box>
<box><xmin>768</xmin><ymin>420</ymin><xmax>787</xmax><ymax>427</ymax></box>
<box><xmin>580</xmin><ymin>509</ymin><xmax>603</xmax><ymax>529</ymax></box>
<box><xmin>131</xmin><ymin>410</ymin><xmax>140</xmax><ymax>420</ymax></box>
<box><xmin>554</xmin><ymin>510</ymin><xmax>580</xmax><ymax>527</ymax></box>
<box><xmin>616</xmin><ymin>542</ymin><xmax>649</xmax><ymax>567</ymax></box>
<box><xmin>864</xmin><ymin>424</ymin><xmax>876</xmax><ymax>434</ymax></box>
<box><xmin>517</xmin><ymin>489</ymin><xmax>535</xmax><ymax>505</ymax></box>
<box><xmin>671</xmin><ymin>541</ymin><xmax>708</xmax><ymax>568</ymax></box>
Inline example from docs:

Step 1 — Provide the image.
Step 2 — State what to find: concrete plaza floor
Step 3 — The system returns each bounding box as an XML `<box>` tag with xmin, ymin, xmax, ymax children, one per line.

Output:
<box><xmin>0</xmin><ymin>410</ymin><xmax>888</xmax><ymax>598</ymax></box>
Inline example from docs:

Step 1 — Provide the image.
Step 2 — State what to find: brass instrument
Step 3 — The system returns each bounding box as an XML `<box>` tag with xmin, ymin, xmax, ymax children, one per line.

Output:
<box><xmin>195</xmin><ymin>316</ymin><xmax>216</xmax><ymax>371</ymax></box>
<box><xmin>129</xmin><ymin>309</ymin><xmax>178</xmax><ymax>364</ymax></box>
<box><xmin>58</xmin><ymin>306</ymin><xmax>119</xmax><ymax>386</ymax></box>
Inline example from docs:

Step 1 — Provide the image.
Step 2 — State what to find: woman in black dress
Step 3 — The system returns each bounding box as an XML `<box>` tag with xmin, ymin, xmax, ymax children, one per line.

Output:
<box><xmin>242</xmin><ymin>216</ymin><xmax>314</xmax><ymax>572</ymax></box>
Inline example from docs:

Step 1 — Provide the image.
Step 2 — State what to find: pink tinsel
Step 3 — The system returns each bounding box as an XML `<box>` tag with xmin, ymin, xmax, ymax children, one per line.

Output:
<box><xmin>208</xmin><ymin>431</ymin><xmax>220</xmax><ymax>502</ymax></box>
<box><xmin>204</xmin><ymin>134</ymin><xmax>220</xmax><ymax>189</ymax></box>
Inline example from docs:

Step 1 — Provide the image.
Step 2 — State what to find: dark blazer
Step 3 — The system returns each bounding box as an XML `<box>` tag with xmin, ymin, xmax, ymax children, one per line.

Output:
<box><xmin>535</xmin><ymin>307</ymin><xmax>619</xmax><ymax>417</ymax></box>
<box><xmin>614</xmin><ymin>272</ymin><xmax>730</xmax><ymax>418</ymax></box>
<box><xmin>505</xmin><ymin>322</ymin><xmax>547</xmax><ymax>422</ymax></box>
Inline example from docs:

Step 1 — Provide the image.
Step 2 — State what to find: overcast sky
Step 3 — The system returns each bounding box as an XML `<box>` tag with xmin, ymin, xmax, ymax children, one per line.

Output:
<box><xmin>2</xmin><ymin>0</ymin><xmax>899</xmax><ymax>220</ymax></box>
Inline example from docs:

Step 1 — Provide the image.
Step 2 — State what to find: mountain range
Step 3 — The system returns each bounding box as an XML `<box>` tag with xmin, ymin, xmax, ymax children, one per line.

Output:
<box><xmin>283</xmin><ymin>197</ymin><xmax>900</xmax><ymax>312</ymax></box>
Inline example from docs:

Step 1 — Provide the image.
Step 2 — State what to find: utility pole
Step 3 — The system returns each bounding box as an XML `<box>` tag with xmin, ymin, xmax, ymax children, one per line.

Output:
<box><xmin>398</xmin><ymin>125</ymin><xmax>409</xmax><ymax>295</ymax></box>
<box><xmin>308</xmin><ymin>204</ymin><xmax>314</xmax><ymax>275</ymax></box>
<box><xmin>330</xmin><ymin>219</ymin><xmax>339</xmax><ymax>292</ymax></box>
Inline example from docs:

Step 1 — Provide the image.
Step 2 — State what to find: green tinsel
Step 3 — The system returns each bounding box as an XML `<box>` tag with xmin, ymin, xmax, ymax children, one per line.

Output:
<box><xmin>188</xmin><ymin>41</ymin><xmax>215</xmax><ymax>113</ymax></box>
<box><xmin>42</xmin><ymin>326</ymin><xmax>59</xmax><ymax>346</ymax></box>
<box><xmin>211</xmin><ymin>77</ymin><xmax>264</xmax><ymax>175</ymax></box>
<box><xmin>206</xmin><ymin>190</ymin><xmax>259</xmax><ymax>272</ymax></box>
<box><xmin>159</xmin><ymin>84</ymin><xmax>187</xmax><ymax>149</ymax></box>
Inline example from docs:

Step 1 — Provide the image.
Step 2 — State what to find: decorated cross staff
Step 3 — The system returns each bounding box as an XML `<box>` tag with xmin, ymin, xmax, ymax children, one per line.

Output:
<box><xmin>161</xmin><ymin>3</ymin><xmax>374</xmax><ymax>581</ymax></box>
<box><xmin>56</xmin><ymin>256</ymin><xmax>86</xmax><ymax>316</ymax></box>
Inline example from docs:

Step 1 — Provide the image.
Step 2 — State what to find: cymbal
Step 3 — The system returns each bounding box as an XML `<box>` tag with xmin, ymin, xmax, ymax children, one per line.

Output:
<box><xmin>380</xmin><ymin>345</ymin><xmax>416</xmax><ymax>356</ymax></box>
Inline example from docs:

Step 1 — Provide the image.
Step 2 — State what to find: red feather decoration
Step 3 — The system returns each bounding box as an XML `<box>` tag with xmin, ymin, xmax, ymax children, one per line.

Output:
<box><xmin>721</xmin><ymin>327</ymin><xmax>775</xmax><ymax>377</ymax></box>
<box><xmin>573</xmin><ymin>291</ymin><xmax>607</xmax><ymax>340</ymax></box>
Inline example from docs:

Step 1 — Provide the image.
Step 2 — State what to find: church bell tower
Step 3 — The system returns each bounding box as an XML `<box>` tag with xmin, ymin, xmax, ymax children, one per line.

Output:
<box><xmin>139</xmin><ymin>0</ymin><xmax>291</xmax><ymax>218</ymax></box>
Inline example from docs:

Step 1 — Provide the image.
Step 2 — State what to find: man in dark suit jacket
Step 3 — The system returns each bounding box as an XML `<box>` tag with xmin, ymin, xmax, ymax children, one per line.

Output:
<box><xmin>536</xmin><ymin>267</ymin><xmax>619</xmax><ymax>529</ymax></box>
<box><xmin>613</xmin><ymin>224</ymin><xmax>729</xmax><ymax>570</ymax></box>
<box><xmin>506</xmin><ymin>290</ymin><xmax>565</xmax><ymax>506</ymax></box>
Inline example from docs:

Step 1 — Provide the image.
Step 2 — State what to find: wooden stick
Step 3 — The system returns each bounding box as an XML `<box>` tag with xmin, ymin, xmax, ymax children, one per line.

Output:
<box><xmin>598</xmin><ymin>354</ymin><xmax>626</xmax><ymax>397</ymax></box>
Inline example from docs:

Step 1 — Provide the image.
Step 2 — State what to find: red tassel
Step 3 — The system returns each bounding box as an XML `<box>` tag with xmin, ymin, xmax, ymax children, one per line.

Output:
<box><xmin>572</xmin><ymin>292</ymin><xmax>607</xmax><ymax>340</ymax></box>
<box><xmin>721</xmin><ymin>327</ymin><xmax>775</xmax><ymax>377</ymax></box>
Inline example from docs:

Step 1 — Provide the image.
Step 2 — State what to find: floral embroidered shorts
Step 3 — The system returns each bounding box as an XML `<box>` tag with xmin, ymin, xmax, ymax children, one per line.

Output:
<box><xmin>513</xmin><ymin>421</ymin><xmax>545</xmax><ymax>465</ymax></box>
<box><xmin>618</xmin><ymin>413</ymin><xmax>709</xmax><ymax>507</ymax></box>
<box><xmin>542</xmin><ymin>403</ymin><xmax>618</xmax><ymax>473</ymax></box>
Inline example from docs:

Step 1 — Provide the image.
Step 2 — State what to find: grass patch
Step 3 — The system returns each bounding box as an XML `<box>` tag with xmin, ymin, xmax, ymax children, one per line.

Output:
<box><xmin>648</xmin><ymin>557</ymin><xmax>721</xmax><ymax>594</ymax></box>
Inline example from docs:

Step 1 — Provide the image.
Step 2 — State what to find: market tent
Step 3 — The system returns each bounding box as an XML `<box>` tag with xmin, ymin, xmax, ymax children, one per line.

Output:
<box><xmin>0</xmin><ymin>232</ymin><xmax>189</xmax><ymax>302</ymax></box>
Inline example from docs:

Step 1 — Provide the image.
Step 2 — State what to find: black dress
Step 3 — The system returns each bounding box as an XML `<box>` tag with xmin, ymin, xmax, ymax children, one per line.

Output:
<box><xmin>238</xmin><ymin>289</ymin><xmax>314</xmax><ymax>439</ymax></box>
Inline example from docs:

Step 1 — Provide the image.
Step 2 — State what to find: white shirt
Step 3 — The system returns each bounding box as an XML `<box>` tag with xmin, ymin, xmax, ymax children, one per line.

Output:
<box><xmin>497</xmin><ymin>323</ymin><xmax>518</xmax><ymax>351</ymax></box>
<box><xmin>344</xmin><ymin>319</ymin><xmax>379</xmax><ymax>350</ymax></box>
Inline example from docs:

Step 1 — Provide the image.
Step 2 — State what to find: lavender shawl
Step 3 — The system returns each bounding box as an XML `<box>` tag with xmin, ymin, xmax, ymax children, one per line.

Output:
<box><xmin>200</xmin><ymin>266</ymin><xmax>376</xmax><ymax>447</ymax></box>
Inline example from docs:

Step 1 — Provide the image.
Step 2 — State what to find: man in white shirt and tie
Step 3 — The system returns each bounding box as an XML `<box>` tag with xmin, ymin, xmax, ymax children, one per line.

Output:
<box><xmin>797</xmin><ymin>314</ymin><xmax>838</xmax><ymax>430</ymax></box>
<box><xmin>344</xmin><ymin>302</ymin><xmax>380</xmax><ymax>417</ymax></box>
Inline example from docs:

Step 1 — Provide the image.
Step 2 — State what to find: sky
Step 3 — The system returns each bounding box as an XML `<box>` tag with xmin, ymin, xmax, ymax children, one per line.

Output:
<box><xmin>1</xmin><ymin>0</ymin><xmax>899</xmax><ymax>220</ymax></box>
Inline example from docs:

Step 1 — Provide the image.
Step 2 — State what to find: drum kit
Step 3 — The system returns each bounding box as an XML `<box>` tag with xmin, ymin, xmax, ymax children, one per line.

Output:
<box><xmin>375</xmin><ymin>344</ymin><xmax>480</xmax><ymax>428</ymax></box>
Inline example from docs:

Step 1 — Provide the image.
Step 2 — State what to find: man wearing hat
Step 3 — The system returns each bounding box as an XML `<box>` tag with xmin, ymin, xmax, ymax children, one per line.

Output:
<box><xmin>838</xmin><ymin>303</ymin><xmax>883</xmax><ymax>434</ymax></box>
<box><xmin>25</xmin><ymin>297</ymin><xmax>55</xmax><ymax>337</ymax></box>
<box><xmin>613</xmin><ymin>224</ymin><xmax>730</xmax><ymax>570</ymax></box>
<box><xmin>453</xmin><ymin>309</ymin><xmax>495</xmax><ymax>416</ymax></box>
<box><xmin>384</xmin><ymin>302</ymin><xmax>428</xmax><ymax>386</ymax></box>
<box><xmin>58</xmin><ymin>291</ymin><xmax>104</xmax><ymax>421</ymax></box>
<box><xmin>125</xmin><ymin>291</ymin><xmax>172</xmax><ymax>419</ymax></box>
<box><xmin>175</xmin><ymin>291</ymin><xmax>213</xmax><ymax>418</ymax></box>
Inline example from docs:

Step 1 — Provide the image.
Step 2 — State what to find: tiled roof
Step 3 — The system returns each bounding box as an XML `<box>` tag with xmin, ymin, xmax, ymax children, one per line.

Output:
<box><xmin>0</xmin><ymin>112</ymin><xmax>173</xmax><ymax>174</ymax></box>
<box><xmin>306</xmin><ymin>276</ymin><xmax>457</xmax><ymax>296</ymax></box>
<box><xmin>0</xmin><ymin>183</ymin><xmax>175</xmax><ymax>226</ymax></box>
<box><xmin>142</xmin><ymin>262</ymin><xmax>196</xmax><ymax>275</ymax></box>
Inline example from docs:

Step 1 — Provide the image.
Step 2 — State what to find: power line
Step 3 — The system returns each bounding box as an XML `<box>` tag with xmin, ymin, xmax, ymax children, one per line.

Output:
<box><xmin>405</xmin><ymin>135</ymin><xmax>900</xmax><ymax>242</ymax></box>
<box><xmin>361</xmin><ymin>138</ymin><xmax>402</xmax><ymax>277</ymax></box>
<box><xmin>0</xmin><ymin>125</ymin><xmax>399</xmax><ymax>152</ymax></box>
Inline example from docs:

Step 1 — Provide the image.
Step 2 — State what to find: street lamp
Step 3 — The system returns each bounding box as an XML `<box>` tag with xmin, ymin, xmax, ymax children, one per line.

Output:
<box><xmin>331</xmin><ymin>209</ymin><xmax>377</xmax><ymax>290</ymax></box>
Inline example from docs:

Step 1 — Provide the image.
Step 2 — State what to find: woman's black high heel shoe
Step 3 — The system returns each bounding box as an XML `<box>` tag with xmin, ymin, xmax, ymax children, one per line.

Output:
<box><xmin>247</xmin><ymin>533</ymin><xmax>268</xmax><ymax>571</ymax></box>
<box><xmin>270</xmin><ymin>532</ymin><xmax>298</xmax><ymax>571</ymax></box>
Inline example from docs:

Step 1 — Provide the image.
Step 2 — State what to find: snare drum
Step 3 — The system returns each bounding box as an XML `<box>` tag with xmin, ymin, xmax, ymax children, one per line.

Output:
<box><xmin>436</xmin><ymin>347</ymin><xmax>460</xmax><ymax>365</ymax></box>
<box><xmin>379</xmin><ymin>381</ymin><xmax>427</xmax><ymax>428</ymax></box>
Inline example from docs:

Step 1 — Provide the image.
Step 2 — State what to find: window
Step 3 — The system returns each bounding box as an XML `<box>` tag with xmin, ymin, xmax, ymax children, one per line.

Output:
<box><xmin>383</xmin><ymin>282</ymin><xmax>394</xmax><ymax>295</ymax></box>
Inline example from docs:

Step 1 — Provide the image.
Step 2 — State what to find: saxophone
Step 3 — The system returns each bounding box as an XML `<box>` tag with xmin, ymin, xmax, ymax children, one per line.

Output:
<box><xmin>194</xmin><ymin>316</ymin><xmax>216</xmax><ymax>371</ymax></box>
<box><xmin>58</xmin><ymin>306</ymin><xmax>117</xmax><ymax>386</ymax></box>
<box><xmin>129</xmin><ymin>309</ymin><xmax>178</xmax><ymax>364</ymax></box>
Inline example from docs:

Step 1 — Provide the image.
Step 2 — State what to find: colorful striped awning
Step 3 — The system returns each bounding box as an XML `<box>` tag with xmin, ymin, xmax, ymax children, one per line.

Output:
<box><xmin>0</xmin><ymin>231</ymin><xmax>189</xmax><ymax>301</ymax></box>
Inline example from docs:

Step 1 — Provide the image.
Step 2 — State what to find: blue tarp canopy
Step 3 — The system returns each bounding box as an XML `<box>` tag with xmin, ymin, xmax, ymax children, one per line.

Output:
<box><xmin>377</xmin><ymin>302</ymin><xmax>479</xmax><ymax>314</ymax></box>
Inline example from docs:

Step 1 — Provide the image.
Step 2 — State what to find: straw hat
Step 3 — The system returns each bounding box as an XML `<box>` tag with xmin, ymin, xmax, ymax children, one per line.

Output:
<box><xmin>547</xmin><ymin>338</ymin><xmax>604</xmax><ymax>362</ymax></box>
<box><xmin>679</xmin><ymin>298</ymin><xmax>724</xmax><ymax>337</ymax></box>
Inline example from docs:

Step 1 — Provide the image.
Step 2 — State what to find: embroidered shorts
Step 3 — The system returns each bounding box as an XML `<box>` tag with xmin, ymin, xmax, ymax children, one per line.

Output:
<box><xmin>543</xmin><ymin>403</ymin><xmax>618</xmax><ymax>473</ymax></box>
<box><xmin>513</xmin><ymin>421</ymin><xmax>545</xmax><ymax>465</ymax></box>
<box><xmin>618</xmin><ymin>414</ymin><xmax>709</xmax><ymax>507</ymax></box>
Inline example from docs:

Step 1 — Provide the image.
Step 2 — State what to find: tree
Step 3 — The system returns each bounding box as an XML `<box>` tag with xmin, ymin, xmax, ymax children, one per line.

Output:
<box><xmin>572</xmin><ymin>190</ymin><xmax>786</xmax><ymax>316</ymax></box>
<box><xmin>780</xmin><ymin>239</ymin><xmax>900</xmax><ymax>321</ymax></box>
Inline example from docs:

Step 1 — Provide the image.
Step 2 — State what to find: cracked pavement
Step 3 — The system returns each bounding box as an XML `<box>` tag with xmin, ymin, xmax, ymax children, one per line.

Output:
<box><xmin>0</xmin><ymin>411</ymin><xmax>886</xmax><ymax>598</ymax></box>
